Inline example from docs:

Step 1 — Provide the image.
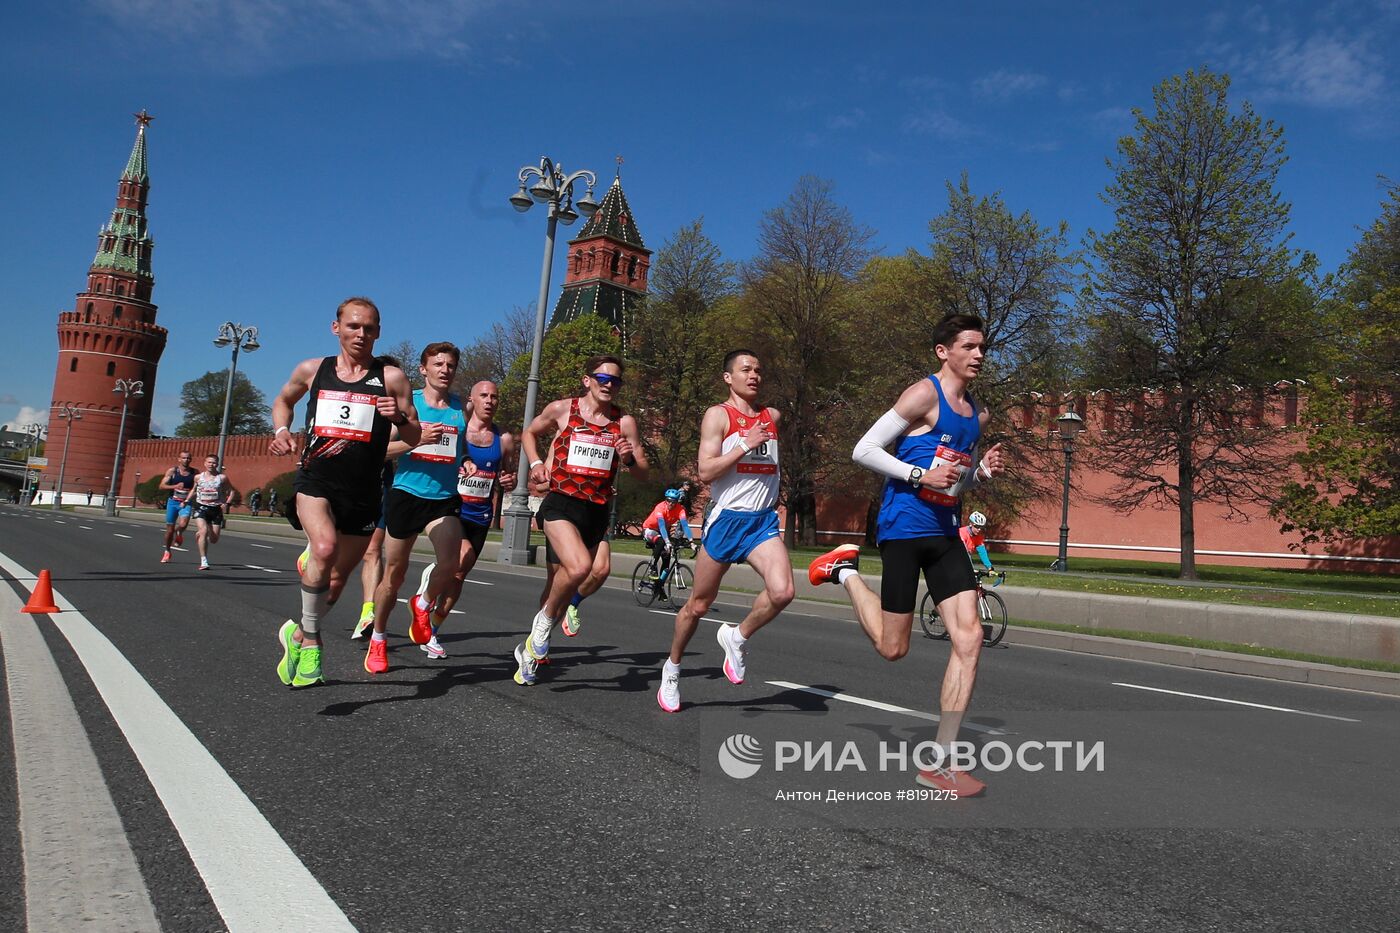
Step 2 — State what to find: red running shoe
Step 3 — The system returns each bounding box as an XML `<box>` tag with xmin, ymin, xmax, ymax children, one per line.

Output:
<box><xmin>807</xmin><ymin>544</ymin><xmax>860</xmax><ymax>586</ymax></box>
<box><xmin>160</xmin><ymin>551</ymin><xmax>171</xmax><ymax>564</ymax></box>
<box><xmin>364</xmin><ymin>638</ymin><xmax>389</xmax><ymax>674</ymax></box>
<box><xmin>916</xmin><ymin>766</ymin><xmax>986</xmax><ymax>798</ymax></box>
<box><xmin>408</xmin><ymin>595</ymin><xmax>432</xmax><ymax>645</ymax></box>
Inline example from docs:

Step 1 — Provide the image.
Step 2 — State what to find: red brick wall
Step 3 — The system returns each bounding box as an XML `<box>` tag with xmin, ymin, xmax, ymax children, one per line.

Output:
<box><xmin>121</xmin><ymin>433</ymin><xmax>304</xmax><ymax>506</ymax></box>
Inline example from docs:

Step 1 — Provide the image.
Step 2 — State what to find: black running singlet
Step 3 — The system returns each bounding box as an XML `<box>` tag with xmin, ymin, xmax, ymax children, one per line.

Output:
<box><xmin>299</xmin><ymin>356</ymin><xmax>392</xmax><ymax>490</ymax></box>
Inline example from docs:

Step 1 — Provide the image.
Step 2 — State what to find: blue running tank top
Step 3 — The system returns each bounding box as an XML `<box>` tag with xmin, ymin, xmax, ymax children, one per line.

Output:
<box><xmin>457</xmin><ymin>425</ymin><xmax>503</xmax><ymax>527</ymax></box>
<box><xmin>876</xmin><ymin>375</ymin><xmax>981</xmax><ymax>542</ymax></box>
<box><xmin>392</xmin><ymin>390</ymin><xmax>467</xmax><ymax>501</ymax></box>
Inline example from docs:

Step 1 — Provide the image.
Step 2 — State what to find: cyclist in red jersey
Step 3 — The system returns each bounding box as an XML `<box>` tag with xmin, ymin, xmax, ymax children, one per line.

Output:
<box><xmin>512</xmin><ymin>355</ymin><xmax>649</xmax><ymax>685</ymax></box>
<box><xmin>959</xmin><ymin>510</ymin><xmax>996</xmax><ymax>573</ymax></box>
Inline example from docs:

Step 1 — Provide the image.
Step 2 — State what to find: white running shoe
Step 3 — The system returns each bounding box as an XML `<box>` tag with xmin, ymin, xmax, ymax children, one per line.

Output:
<box><xmin>420</xmin><ymin>635</ymin><xmax>447</xmax><ymax>660</ymax></box>
<box><xmin>717</xmin><ymin>624</ymin><xmax>747</xmax><ymax>684</ymax></box>
<box><xmin>513</xmin><ymin>642</ymin><xmax>538</xmax><ymax>685</ymax></box>
<box><xmin>528</xmin><ymin>610</ymin><xmax>553</xmax><ymax>658</ymax></box>
<box><xmin>657</xmin><ymin>666</ymin><xmax>681</xmax><ymax>712</ymax></box>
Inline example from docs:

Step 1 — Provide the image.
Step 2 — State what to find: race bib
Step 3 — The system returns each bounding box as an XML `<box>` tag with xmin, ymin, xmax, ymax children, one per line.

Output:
<box><xmin>736</xmin><ymin>434</ymin><xmax>779</xmax><ymax>475</ymax></box>
<box><xmin>412</xmin><ymin>423</ymin><xmax>460</xmax><ymax>463</ymax></box>
<box><xmin>917</xmin><ymin>445</ymin><xmax>972</xmax><ymax>507</ymax></box>
<box><xmin>458</xmin><ymin>468</ymin><xmax>496</xmax><ymax>503</ymax></box>
<box><xmin>566</xmin><ymin>432</ymin><xmax>617</xmax><ymax>477</ymax></box>
<box><xmin>313</xmin><ymin>389</ymin><xmax>376</xmax><ymax>441</ymax></box>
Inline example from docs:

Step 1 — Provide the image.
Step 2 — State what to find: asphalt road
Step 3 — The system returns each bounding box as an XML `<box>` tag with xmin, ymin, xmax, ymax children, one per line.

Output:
<box><xmin>2</xmin><ymin>503</ymin><xmax>1398</xmax><ymax>932</ymax></box>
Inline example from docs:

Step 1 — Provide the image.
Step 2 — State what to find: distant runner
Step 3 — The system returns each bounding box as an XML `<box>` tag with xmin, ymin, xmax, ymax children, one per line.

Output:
<box><xmin>190</xmin><ymin>454</ymin><xmax>232</xmax><ymax>571</ymax></box>
<box><xmin>158</xmin><ymin>450</ymin><xmax>195</xmax><ymax>563</ymax></box>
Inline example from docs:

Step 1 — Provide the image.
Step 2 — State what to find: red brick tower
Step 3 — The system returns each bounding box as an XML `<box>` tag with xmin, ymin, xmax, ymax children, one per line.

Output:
<box><xmin>548</xmin><ymin>167</ymin><xmax>652</xmax><ymax>344</ymax></box>
<box><xmin>46</xmin><ymin>111</ymin><xmax>167</xmax><ymax>499</ymax></box>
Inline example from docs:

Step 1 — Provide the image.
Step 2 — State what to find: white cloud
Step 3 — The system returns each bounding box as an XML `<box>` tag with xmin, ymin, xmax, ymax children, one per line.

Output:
<box><xmin>1246</xmin><ymin>33</ymin><xmax>1385</xmax><ymax>107</ymax></box>
<box><xmin>972</xmin><ymin>69</ymin><xmax>1048</xmax><ymax>102</ymax></box>
<box><xmin>826</xmin><ymin>109</ymin><xmax>867</xmax><ymax>130</ymax></box>
<box><xmin>902</xmin><ymin>108</ymin><xmax>975</xmax><ymax>141</ymax></box>
<box><xmin>3</xmin><ymin>406</ymin><xmax>49</xmax><ymax>431</ymax></box>
<box><xmin>85</xmin><ymin>0</ymin><xmax>494</xmax><ymax>69</ymax></box>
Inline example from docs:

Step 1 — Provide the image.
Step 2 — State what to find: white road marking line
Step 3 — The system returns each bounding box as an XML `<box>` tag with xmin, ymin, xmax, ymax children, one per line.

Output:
<box><xmin>766</xmin><ymin>680</ymin><xmax>1011</xmax><ymax>734</ymax></box>
<box><xmin>1</xmin><ymin>582</ymin><xmax>160</xmax><ymax>931</ymax></box>
<box><xmin>1112</xmin><ymin>682</ymin><xmax>1361</xmax><ymax>722</ymax></box>
<box><xmin>79</xmin><ymin>525</ymin><xmax>94</xmax><ymax>530</ymax></box>
<box><xmin>650</xmin><ymin>608</ymin><xmax>721</xmax><ymax>623</ymax></box>
<box><xmin>249</xmin><ymin>543</ymin><xmax>274</xmax><ymax>549</ymax></box>
<box><xmin>114</xmin><ymin>533</ymin><xmax>132</xmax><ymax>539</ymax></box>
<box><xmin>53</xmin><ymin>520</ymin><xmax>66</xmax><ymax>524</ymax></box>
<box><xmin>393</xmin><ymin>598</ymin><xmax>465</xmax><ymax>616</ymax></box>
<box><xmin>243</xmin><ymin>565</ymin><xmax>282</xmax><ymax>574</ymax></box>
<box><xmin>465</xmin><ymin>578</ymin><xmax>493</xmax><ymax>586</ymax></box>
<box><xmin>0</xmin><ymin>550</ymin><xmax>357</xmax><ymax>932</ymax></box>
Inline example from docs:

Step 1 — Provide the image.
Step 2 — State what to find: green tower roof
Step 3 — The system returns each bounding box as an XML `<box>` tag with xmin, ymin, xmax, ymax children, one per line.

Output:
<box><xmin>123</xmin><ymin>111</ymin><xmax>151</xmax><ymax>183</ymax></box>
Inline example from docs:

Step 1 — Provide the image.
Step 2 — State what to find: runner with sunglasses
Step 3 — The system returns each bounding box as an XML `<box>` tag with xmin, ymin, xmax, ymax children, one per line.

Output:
<box><xmin>512</xmin><ymin>355</ymin><xmax>649</xmax><ymax>685</ymax></box>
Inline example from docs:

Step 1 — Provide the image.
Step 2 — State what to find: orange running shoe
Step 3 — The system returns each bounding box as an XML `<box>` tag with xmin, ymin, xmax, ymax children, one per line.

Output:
<box><xmin>916</xmin><ymin>766</ymin><xmax>986</xmax><ymax>798</ymax></box>
<box><xmin>408</xmin><ymin>595</ymin><xmax>432</xmax><ymax>645</ymax></box>
<box><xmin>807</xmin><ymin>544</ymin><xmax>860</xmax><ymax>586</ymax></box>
<box><xmin>364</xmin><ymin>638</ymin><xmax>389</xmax><ymax>674</ymax></box>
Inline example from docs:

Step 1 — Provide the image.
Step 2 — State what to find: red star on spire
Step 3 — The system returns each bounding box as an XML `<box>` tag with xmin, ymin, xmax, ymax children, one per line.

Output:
<box><xmin>134</xmin><ymin>110</ymin><xmax>154</xmax><ymax>128</ymax></box>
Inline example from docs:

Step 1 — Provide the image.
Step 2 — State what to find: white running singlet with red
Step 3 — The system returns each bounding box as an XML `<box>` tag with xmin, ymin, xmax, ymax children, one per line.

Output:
<box><xmin>707</xmin><ymin>404</ymin><xmax>780</xmax><ymax>513</ymax></box>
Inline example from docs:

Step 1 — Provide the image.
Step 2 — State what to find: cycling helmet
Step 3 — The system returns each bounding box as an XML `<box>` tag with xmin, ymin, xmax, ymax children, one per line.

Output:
<box><xmin>664</xmin><ymin>488</ymin><xmax>683</xmax><ymax>503</ymax></box>
<box><xmin>968</xmin><ymin>510</ymin><xmax>988</xmax><ymax>528</ymax></box>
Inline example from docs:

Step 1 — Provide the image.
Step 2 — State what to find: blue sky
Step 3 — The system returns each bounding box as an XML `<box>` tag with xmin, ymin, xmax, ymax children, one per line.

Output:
<box><xmin>2</xmin><ymin>0</ymin><xmax>1397</xmax><ymax>434</ymax></box>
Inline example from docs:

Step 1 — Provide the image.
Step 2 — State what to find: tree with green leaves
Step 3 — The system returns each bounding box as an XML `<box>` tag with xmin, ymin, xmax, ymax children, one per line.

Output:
<box><xmin>629</xmin><ymin>218</ymin><xmax>736</xmax><ymax>480</ymax></box>
<box><xmin>740</xmin><ymin>176</ymin><xmax>876</xmax><ymax>546</ymax></box>
<box><xmin>455</xmin><ymin>304</ymin><xmax>535</xmax><ymax>394</ymax></box>
<box><xmin>380</xmin><ymin>339</ymin><xmax>424</xmax><ymax>390</ymax></box>
<box><xmin>499</xmin><ymin>314</ymin><xmax>624</xmax><ymax>431</ymax></box>
<box><xmin>176</xmin><ymin>370</ymin><xmax>271</xmax><ymax>438</ymax></box>
<box><xmin>1273</xmin><ymin>181</ymin><xmax>1400</xmax><ymax>546</ymax></box>
<box><xmin>1082</xmin><ymin>67</ymin><xmax>1320</xmax><ymax>578</ymax></box>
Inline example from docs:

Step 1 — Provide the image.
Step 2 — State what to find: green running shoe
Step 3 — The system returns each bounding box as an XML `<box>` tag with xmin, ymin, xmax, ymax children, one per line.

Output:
<box><xmin>276</xmin><ymin>620</ymin><xmax>301</xmax><ymax>685</ymax></box>
<box><xmin>292</xmin><ymin>645</ymin><xmax>324</xmax><ymax>688</ymax></box>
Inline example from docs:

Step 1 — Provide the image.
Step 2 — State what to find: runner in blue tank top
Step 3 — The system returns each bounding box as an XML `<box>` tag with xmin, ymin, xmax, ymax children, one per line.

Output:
<box><xmin>808</xmin><ymin>313</ymin><xmax>1007</xmax><ymax>797</ymax></box>
<box><xmin>364</xmin><ymin>342</ymin><xmax>469</xmax><ymax>676</ymax></box>
<box><xmin>417</xmin><ymin>379</ymin><xmax>517</xmax><ymax>659</ymax></box>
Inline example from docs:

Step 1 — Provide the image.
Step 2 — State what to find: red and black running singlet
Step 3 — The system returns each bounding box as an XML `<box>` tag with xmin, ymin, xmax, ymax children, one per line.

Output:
<box><xmin>548</xmin><ymin>398</ymin><xmax>623</xmax><ymax>505</ymax></box>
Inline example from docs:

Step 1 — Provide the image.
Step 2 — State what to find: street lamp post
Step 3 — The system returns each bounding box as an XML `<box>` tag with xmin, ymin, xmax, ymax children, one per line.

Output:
<box><xmin>51</xmin><ymin>406</ymin><xmax>82</xmax><ymax>510</ymax></box>
<box><xmin>497</xmin><ymin>156</ymin><xmax>600</xmax><ymax>565</ymax></box>
<box><xmin>19</xmin><ymin>422</ymin><xmax>42</xmax><ymax>505</ymax></box>
<box><xmin>213</xmin><ymin>322</ymin><xmax>260</xmax><ymax>472</ymax></box>
<box><xmin>104</xmin><ymin>378</ymin><xmax>144</xmax><ymax>516</ymax></box>
<box><xmin>1049</xmin><ymin>410</ymin><xmax>1086</xmax><ymax>572</ymax></box>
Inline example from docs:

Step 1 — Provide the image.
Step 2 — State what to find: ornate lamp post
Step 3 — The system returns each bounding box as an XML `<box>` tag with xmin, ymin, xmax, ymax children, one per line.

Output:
<box><xmin>104</xmin><ymin>378</ymin><xmax>144</xmax><ymax>516</ymax></box>
<box><xmin>1049</xmin><ymin>410</ymin><xmax>1086</xmax><ymax>572</ymax></box>
<box><xmin>51</xmin><ymin>406</ymin><xmax>82</xmax><ymax>510</ymax></box>
<box><xmin>497</xmin><ymin>157</ymin><xmax>600</xmax><ymax>565</ymax></box>
<box><xmin>213</xmin><ymin>322</ymin><xmax>260</xmax><ymax>471</ymax></box>
<box><xmin>19</xmin><ymin>422</ymin><xmax>43</xmax><ymax>505</ymax></box>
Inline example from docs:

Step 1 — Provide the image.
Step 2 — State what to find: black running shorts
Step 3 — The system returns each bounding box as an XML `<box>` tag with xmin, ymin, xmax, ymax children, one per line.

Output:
<box><xmin>878</xmin><ymin>534</ymin><xmax>977</xmax><ymax>614</ymax></box>
<box><xmin>538</xmin><ymin>491</ymin><xmax>611</xmax><ymax>563</ymax></box>
<box><xmin>288</xmin><ymin>478</ymin><xmax>381</xmax><ymax>537</ymax></box>
<box><xmin>384</xmin><ymin>488</ymin><xmax>460</xmax><ymax>540</ymax></box>
<box><xmin>459</xmin><ymin>516</ymin><xmax>490</xmax><ymax>554</ymax></box>
<box><xmin>193</xmin><ymin>504</ymin><xmax>224</xmax><ymax>526</ymax></box>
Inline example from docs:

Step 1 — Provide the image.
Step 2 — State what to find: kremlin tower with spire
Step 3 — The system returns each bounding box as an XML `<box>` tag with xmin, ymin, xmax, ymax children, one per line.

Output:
<box><xmin>549</xmin><ymin>166</ymin><xmax>652</xmax><ymax>343</ymax></box>
<box><xmin>45</xmin><ymin>111</ymin><xmax>167</xmax><ymax>500</ymax></box>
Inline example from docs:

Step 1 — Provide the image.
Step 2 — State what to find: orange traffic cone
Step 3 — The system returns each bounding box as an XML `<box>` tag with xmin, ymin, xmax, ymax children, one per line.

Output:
<box><xmin>20</xmin><ymin>569</ymin><xmax>60</xmax><ymax>614</ymax></box>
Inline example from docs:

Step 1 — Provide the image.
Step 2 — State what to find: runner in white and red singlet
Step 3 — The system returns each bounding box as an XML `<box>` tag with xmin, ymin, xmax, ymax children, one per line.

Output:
<box><xmin>656</xmin><ymin>349</ymin><xmax>793</xmax><ymax>712</ymax></box>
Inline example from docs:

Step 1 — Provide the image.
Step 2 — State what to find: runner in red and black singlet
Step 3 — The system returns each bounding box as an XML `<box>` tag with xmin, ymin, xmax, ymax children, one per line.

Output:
<box><xmin>511</xmin><ymin>354</ymin><xmax>649</xmax><ymax>686</ymax></box>
<box><xmin>267</xmin><ymin>297</ymin><xmax>420</xmax><ymax>689</ymax></box>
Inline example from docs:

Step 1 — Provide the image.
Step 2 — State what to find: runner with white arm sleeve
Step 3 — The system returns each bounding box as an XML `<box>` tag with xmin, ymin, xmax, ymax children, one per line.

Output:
<box><xmin>808</xmin><ymin>313</ymin><xmax>1005</xmax><ymax>795</ymax></box>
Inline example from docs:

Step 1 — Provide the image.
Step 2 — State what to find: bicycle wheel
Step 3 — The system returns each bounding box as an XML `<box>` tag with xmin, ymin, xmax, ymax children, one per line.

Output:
<box><xmin>664</xmin><ymin>562</ymin><xmax>694</xmax><ymax>608</ymax></box>
<box><xmin>980</xmin><ymin>590</ymin><xmax>1008</xmax><ymax>646</ymax></box>
<box><xmin>632</xmin><ymin>560</ymin><xmax>659</xmax><ymax>607</ymax></box>
<box><xmin>919</xmin><ymin>590</ymin><xmax>948</xmax><ymax>639</ymax></box>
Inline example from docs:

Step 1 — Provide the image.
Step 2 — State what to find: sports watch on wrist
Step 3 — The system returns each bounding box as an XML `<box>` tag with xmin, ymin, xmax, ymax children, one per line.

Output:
<box><xmin>908</xmin><ymin>466</ymin><xmax>924</xmax><ymax>486</ymax></box>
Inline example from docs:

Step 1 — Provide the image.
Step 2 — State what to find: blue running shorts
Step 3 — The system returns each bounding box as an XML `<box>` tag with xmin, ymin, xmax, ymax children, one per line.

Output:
<box><xmin>165</xmin><ymin>497</ymin><xmax>192</xmax><ymax>524</ymax></box>
<box><xmin>703</xmin><ymin>509</ymin><xmax>781</xmax><ymax>564</ymax></box>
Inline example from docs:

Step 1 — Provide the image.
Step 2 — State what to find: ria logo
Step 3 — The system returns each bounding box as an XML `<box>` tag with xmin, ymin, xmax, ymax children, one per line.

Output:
<box><xmin>718</xmin><ymin>734</ymin><xmax>764</xmax><ymax>779</ymax></box>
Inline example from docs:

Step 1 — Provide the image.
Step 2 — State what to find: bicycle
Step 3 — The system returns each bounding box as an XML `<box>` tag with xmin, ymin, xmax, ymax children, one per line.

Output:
<box><xmin>919</xmin><ymin>569</ymin><xmax>1008</xmax><ymax>647</ymax></box>
<box><xmin>632</xmin><ymin>538</ymin><xmax>696</xmax><ymax>608</ymax></box>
